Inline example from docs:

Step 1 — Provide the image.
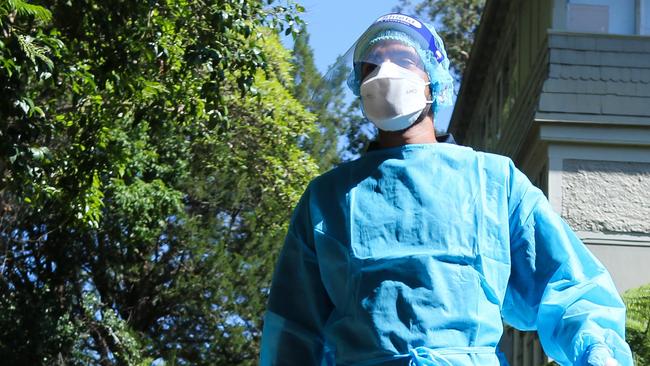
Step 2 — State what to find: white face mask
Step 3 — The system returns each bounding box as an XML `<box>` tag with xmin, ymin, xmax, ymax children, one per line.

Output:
<box><xmin>360</xmin><ymin>62</ymin><xmax>432</xmax><ymax>131</ymax></box>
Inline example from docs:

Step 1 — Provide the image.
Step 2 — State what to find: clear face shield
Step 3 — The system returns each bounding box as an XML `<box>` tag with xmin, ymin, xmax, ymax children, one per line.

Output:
<box><xmin>356</xmin><ymin>40</ymin><xmax>434</xmax><ymax>132</ymax></box>
<box><xmin>314</xmin><ymin>13</ymin><xmax>455</xmax><ymax>141</ymax></box>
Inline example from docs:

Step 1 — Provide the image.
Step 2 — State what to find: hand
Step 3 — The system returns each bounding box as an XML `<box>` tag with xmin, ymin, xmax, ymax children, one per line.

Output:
<box><xmin>604</xmin><ymin>357</ymin><xmax>618</xmax><ymax>366</ymax></box>
<box><xmin>586</xmin><ymin>345</ymin><xmax>618</xmax><ymax>366</ymax></box>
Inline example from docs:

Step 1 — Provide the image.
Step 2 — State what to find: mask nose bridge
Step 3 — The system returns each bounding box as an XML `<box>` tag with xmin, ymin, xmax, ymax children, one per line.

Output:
<box><xmin>376</xmin><ymin>60</ymin><xmax>396</xmax><ymax>71</ymax></box>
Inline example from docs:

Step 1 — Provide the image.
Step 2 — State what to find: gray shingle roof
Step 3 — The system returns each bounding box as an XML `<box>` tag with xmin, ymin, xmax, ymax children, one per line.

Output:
<box><xmin>537</xmin><ymin>32</ymin><xmax>650</xmax><ymax>125</ymax></box>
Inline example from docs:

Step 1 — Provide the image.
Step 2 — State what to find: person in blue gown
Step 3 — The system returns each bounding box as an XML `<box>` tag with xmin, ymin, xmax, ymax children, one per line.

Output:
<box><xmin>260</xmin><ymin>13</ymin><xmax>633</xmax><ymax>366</ymax></box>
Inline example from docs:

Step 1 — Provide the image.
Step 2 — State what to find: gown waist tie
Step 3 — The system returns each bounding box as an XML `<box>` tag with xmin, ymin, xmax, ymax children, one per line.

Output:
<box><xmin>353</xmin><ymin>346</ymin><xmax>496</xmax><ymax>366</ymax></box>
<box><xmin>407</xmin><ymin>346</ymin><xmax>495</xmax><ymax>366</ymax></box>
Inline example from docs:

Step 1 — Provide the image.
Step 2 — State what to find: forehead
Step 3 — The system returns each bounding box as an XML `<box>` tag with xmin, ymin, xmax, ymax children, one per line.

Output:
<box><xmin>362</xmin><ymin>40</ymin><xmax>420</xmax><ymax>62</ymax></box>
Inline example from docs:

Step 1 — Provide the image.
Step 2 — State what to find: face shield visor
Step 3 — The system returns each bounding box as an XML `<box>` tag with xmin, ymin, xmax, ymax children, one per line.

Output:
<box><xmin>317</xmin><ymin>13</ymin><xmax>454</xmax><ymax>133</ymax></box>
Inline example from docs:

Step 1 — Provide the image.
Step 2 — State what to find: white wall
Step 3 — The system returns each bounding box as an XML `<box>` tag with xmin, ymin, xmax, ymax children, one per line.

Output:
<box><xmin>546</xmin><ymin>142</ymin><xmax>650</xmax><ymax>293</ymax></box>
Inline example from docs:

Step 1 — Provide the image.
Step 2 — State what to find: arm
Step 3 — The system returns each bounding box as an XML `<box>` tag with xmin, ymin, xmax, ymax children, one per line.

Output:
<box><xmin>502</xmin><ymin>161</ymin><xmax>633</xmax><ymax>366</ymax></box>
<box><xmin>260</xmin><ymin>189</ymin><xmax>334</xmax><ymax>366</ymax></box>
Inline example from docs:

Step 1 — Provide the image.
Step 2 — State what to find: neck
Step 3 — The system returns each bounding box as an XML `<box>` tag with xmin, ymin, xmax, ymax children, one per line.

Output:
<box><xmin>377</xmin><ymin>115</ymin><xmax>437</xmax><ymax>149</ymax></box>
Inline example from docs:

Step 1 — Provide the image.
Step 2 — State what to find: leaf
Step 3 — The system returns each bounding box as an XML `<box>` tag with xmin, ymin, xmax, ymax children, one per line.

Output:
<box><xmin>17</xmin><ymin>34</ymin><xmax>54</xmax><ymax>70</ymax></box>
<box><xmin>31</xmin><ymin>106</ymin><xmax>45</xmax><ymax>117</ymax></box>
<box><xmin>8</xmin><ymin>0</ymin><xmax>52</xmax><ymax>22</ymax></box>
<box><xmin>29</xmin><ymin>146</ymin><xmax>47</xmax><ymax>160</ymax></box>
<box><xmin>15</xmin><ymin>99</ymin><xmax>29</xmax><ymax>114</ymax></box>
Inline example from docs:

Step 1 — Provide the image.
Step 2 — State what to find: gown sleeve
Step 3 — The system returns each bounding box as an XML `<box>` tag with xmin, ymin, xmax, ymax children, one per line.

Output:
<box><xmin>502</xmin><ymin>160</ymin><xmax>633</xmax><ymax>366</ymax></box>
<box><xmin>259</xmin><ymin>188</ymin><xmax>335</xmax><ymax>366</ymax></box>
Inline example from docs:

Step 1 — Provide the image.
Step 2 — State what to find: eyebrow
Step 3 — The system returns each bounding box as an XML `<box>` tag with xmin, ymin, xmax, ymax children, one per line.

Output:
<box><xmin>367</xmin><ymin>48</ymin><xmax>420</xmax><ymax>62</ymax></box>
<box><xmin>391</xmin><ymin>49</ymin><xmax>419</xmax><ymax>58</ymax></box>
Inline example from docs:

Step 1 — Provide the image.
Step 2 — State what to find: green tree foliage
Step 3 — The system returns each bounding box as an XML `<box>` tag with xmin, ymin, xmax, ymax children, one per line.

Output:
<box><xmin>291</xmin><ymin>27</ymin><xmax>341</xmax><ymax>169</ymax></box>
<box><xmin>291</xmin><ymin>26</ymin><xmax>373</xmax><ymax>168</ymax></box>
<box><xmin>623</xmin><ymin>284</ymin><xmax>650</xmax><ymax>365</ymax></box>
<box><xmin>395</xmin><ymin>0</ymin><xmax>486</xmax><ymax>77</ymax></box>
<box><xmin>1</xmin><ymin>0</ymin><xmax>316</xmax><ymax>365</ymax></box>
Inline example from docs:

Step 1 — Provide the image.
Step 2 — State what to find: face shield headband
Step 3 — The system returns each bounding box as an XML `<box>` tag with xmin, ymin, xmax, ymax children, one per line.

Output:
<box><xmin>355</xmin><ymin>14</ymin><xmax>445</xmax><ymax>64</ymax></box>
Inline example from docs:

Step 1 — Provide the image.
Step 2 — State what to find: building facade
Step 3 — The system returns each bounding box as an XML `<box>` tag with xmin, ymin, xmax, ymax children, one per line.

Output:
<box><xmin>448</xmin><ymin>0</ymin><xmax>650</xmax><ymax>364</ymax></box>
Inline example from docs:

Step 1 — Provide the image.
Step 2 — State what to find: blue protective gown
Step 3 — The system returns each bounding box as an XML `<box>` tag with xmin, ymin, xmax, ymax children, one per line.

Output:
<box><xmin>260</xmin><ymin>143</ymin><xmax>633</xmax><ymax>366</ymax></box>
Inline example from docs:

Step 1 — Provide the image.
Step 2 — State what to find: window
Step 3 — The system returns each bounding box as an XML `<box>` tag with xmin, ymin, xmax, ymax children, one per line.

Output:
<box><xmin>567</xmin><ymin>4</ymin><xmax>609</xmax><ymax>33</ymax></box>
<box><xmin>641</xmin><ymin>0</ymin><xmax>650</xmax><ymax>35</ymax></box>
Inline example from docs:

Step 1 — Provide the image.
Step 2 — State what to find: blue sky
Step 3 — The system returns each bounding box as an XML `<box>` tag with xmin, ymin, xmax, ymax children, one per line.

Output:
<box><xmin>294</xmin><ymin>0</ymin><xmax>401</xmax><ymax>74</ymax></box>
<box><xmin>283</xmin><ymin>0</ymin><xmax>456</xmax><ymax>131</ymax></box>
